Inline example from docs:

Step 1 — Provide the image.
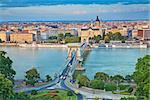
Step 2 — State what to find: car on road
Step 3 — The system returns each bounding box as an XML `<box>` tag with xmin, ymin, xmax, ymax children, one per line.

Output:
<box><xmin>60</xmin><ymin>75</ymin><xmax>63</xmax><ymax>79</ymax></box>
<box><xmin>63</xmin><ymin>76</ymin><xmax>66</xmax><ymax>80</ymax></box>
<box><xmin>46</xmin><ymin>87</ymin><xmax>55</xmax><ymax>90</ymax></box>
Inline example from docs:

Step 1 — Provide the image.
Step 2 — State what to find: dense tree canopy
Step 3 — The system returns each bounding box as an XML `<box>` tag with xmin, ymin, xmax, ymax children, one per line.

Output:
<box><xmin>25</xmin><ymin>68</ymin><xmax>40</xmax><ymax>86</ymax></box>
<box><xmin>65</xmin><ymin>36</ymin><xmax>81</xmax><ymax>43</ymax></box>
<box><xmin>14</xmin><ymin>92</ymin><xmax>31</xmax><ymax>100</ymax></box>
<box><xmin>0</xmin><ymin>74</ymin><xmax>14</xmax><ymax>100</ymax></box>
<box><xmin>77</xmin><ymin>75</ymin><xmax>90</xmax><ymax>87</ymax></box>
<box><xmin>106</xmin><ymin>32</ymin><xmax>123</xmax><ymax>41</ymax></box>
<box><xmin>65</xmin><ymin>33</ymin><xmax>72</xmax><ymax>37</ymax></box>
<box><xmin>94</xmin><ymin>72</ymin><xmax>109</xmax><ymax>81</ymax></box>
<box><xmin>110</xmin><ymin>75</ymin><xmax>124</xmax><ymax>83</ymax></box>
<box><xmin>133</xmin><ymin>55</ymin><xmax>150</xmax><ymax>99</ymax></box>
<box><xmin>104</xmin><ymin>35</ymin><xmax>110</xmax><ymax>43</ymax></box>
<box><xmin>90</xmin><ymin>79</ymin><xmax>104</xmax><ymax>90</ymax></box>
<box><xmin>89</xmin><ymin>35</ymin><xmax>101</xmax><ymax>43</ymax></box>
<box><xmin>57</xmin><ymin>33</ymin><xmax>64</xmax><ymax>41</ymax></box>
<box><xmin>0</xmin><ymin>51</ymin><xmax>16</xmax><ymax>82</ymax></box>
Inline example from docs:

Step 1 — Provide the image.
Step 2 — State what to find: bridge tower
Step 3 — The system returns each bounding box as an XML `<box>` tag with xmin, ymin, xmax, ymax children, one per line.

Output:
<box><xmin>67</xmin><ymin>43</ymin><xmax>85</xmax><ymax>71</ymax></box>
<box><xmin>67</xmin><ymin>43</ymin><xmax>82</xmax><ymax>61</ymax></box>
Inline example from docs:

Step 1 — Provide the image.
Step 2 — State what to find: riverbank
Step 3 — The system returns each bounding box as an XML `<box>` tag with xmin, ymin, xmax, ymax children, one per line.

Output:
<box><xmin>0</xmin><ymin>43</ymin><xmax>18</xmax><ymax>46</ymax></box>
<box><xmin>0</xmin><ymin>42</ymin><xmax>149</xmax><ymax>49</ymax></box>
<box><xmin>92</xmin><ymin>43</ymin><xmax>148</xmax><ymax>48</ymax></box>
<box><xmin>18</xmin><ymin>43</ymin><xmax>67</xmax><ymax>48</ymax></box>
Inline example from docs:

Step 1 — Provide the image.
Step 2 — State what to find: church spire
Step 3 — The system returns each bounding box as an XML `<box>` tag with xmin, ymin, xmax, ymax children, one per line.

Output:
<box><xmin>96</xmin><ymin>16</ymin><xmax>100</xmax><ymax>22</ymax></box>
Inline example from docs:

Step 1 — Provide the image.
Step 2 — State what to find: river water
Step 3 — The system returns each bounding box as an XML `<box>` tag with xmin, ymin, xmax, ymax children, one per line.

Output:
<box><xmin>0</xmin><ymin>46</ymin><xmax>149</xmax><ymax>79</ymax></box>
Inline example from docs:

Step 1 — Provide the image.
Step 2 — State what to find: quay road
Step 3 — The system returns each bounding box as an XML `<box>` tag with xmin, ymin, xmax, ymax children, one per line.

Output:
<box><xmin>15</xmin><ymin>50</ymin><xmax>84</xmax><ymax>100</ymax></box>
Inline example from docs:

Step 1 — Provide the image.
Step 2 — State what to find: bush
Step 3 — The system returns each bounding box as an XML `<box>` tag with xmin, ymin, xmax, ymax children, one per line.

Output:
<box><xmin>31</xmin><ymin>90</ymin><xmax>38</xmax><ymax>95</ymax></box>
<box><xmin>118</xmin><ymin>84</ymin><xmax>130</xmax><ymax>90</ymax></box>
<box><xmin>105</xmin><ymin>83</ymin><xmax>117</xmax><ymax>91</ymax></box>
<box><xmin>90</xmin><ymin>79</ymin><xmax>105</xmax><ymax>90</ymax></box>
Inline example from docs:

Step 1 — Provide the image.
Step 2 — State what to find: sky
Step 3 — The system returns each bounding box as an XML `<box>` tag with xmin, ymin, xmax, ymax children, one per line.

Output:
<box><xmin>0</xmin><ymin>0</ymin><xmax>150</xmax><ymax>21</ymax></box>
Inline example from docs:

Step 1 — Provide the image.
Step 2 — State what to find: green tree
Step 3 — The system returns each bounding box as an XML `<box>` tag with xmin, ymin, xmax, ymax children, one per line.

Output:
<box><xmin>65</xmin><ymin>33</ymin><xmax>72</xmax><ymax>37</ymax></box>
<box><xmin>25</xmin><ymin>68</ymin><xmax>40</xmax><ymax>86</ymax></box>
<box><xmin>0</xmin><ymin>51</ymin><xmax>16</xmax><ymax>82</ymax></box>
<box><xmin>90</xmin><ymin>79</ymin><xmax>105</xmax><ymax>90</ymax></box>
<box><xmin>111</xmin><ymin>75</ymin><xmax>124</xmax><ymax>83</ymax></box>
<box><xmin>65</xmin><ymin>36</ymin><xmax>81</xmax><ymax>43</ymax></box>
<box><xmin>105</xmin><ymin>83</ymin><xmax>117</xmax><ymax>91</ymax></box>
<box><xmin>106</xmin><ymin>32</ymin><xmax>113</xmax><ymax>39</ymax></box>
<box><xmin>57</xmin><ymin>33</ymin><xmax>64</xmax><ymax>41</ymax></box>
<box><xmin>133</xmin><ymin>55</ymin><xmax>150</xmax><ymax>99</ymax></box>
<box><xmin>77</xmin><ymin>75</ymin><xmax>90</xmax><ymax>87</ymax></box>
<box><xmin>112</xmin><ymin>32</ymin><xmax>122</xmax><ymax>40</ymax></box>
<box><xmin>45</xmin><ymin>75</ymin><xmax>52</xmax><ymax>82</ymax></box>
<box><xmin>0</xmin><ymin>38</ymin><xmax>3</xmax><ymax>43</ymax></box>
<box><xmin>94</xmin><ymin>72</ymin><xmax>109</xmax><ymax>81</ymax></box>
<box><xmin>0</xmin><ymin>74</ymin><xmax>14</xmax><ymax>100</ymax></box>
<box><xmin>104</xmin><ymin>35</ymin><xmax>110</xmax><ymax>43</ymax></box>
<box><xmin>93</xmin><ymin>35</ymin><xmax>101</xmax><ymax>43</ymax></box>
<box><xmin>31</xmin><ymin>90</ymin><xmax>38</xmax><ymax>95</ymax></box>
<box><xmin>14</xmin><ymin>92</ymin><xmax>31</xmax><ymax>100</ymax></box>
<box><xmin>125</xmin><ymin>75</ymin><xmax>132</xmax><ymax>83</ymax></box>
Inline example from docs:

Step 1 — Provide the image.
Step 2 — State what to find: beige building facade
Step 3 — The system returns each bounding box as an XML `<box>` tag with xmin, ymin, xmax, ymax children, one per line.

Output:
<box><xmin>80</xmin><ymin>16</ymin><xmax>103</xmax><ymax>43</ymax></box>
<box><xmin>10</xmin><ymin>33</ymin><xmax>33</xmax><ymax>43</ymax></box>
<box><xmin>0</xmin><ymin>32</ymin><xmax>6</xmax><ymax>42</ymax></box>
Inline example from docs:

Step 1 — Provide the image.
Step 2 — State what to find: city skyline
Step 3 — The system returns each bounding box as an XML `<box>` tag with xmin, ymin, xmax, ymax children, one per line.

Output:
<box><xmin>0</xmin><ymin>0</ymin><xmax>150</xmax><ymax>22</ymax></box>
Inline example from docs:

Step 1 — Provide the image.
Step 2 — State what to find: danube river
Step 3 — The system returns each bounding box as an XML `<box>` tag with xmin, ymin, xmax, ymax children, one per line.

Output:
<box><xmin>0</xmin><ymin>46</ymin><xmax>150</xmax><ymax>79</ymax></box>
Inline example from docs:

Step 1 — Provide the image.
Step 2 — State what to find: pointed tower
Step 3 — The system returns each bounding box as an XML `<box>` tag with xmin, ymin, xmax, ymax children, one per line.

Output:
<box><xmin>95</xmin><ymin>16</ymin><xmax>100</xmax><ymax>27</ymax></box>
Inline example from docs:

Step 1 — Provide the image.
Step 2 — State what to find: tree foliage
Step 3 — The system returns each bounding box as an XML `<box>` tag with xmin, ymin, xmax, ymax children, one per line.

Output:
<box><xmin>25</xmin><ymin>68</ymin><xmax>40</xmax><ymax>86</ymax></box>
<box><xmin>110</xmin><ymin>75</ymin><xmax>124</xmax><ymax>83</ymax></box>
<box><xmin>77</xmin><ymin>75</ymin><xmax>90</xmax><ymax>87</ymax></box>
<box><xmin>14</xmin><ymin>92</ymin><xmax>31</xmax><ymax>100</ymax></box>
<box><xmin>57</xmin><ymin>33</ymin><xmax>64</xmax><ymax>41</ymax></box>
<box><xmin>104</xmin><ymin>35</ymin><xmax>110</xmax><ymax>43</ymax></box>
<box><xmin>94</xmin><ymin>72</ymin><xmax>109</xmax><ymax>81</ymax></box>
<box><xmin>65</xmin><ymin>33</ymin><xmax>72</xmax><ymax>37</ymax></box>
<box><xmin>0</xmin><ymin>38</ymin><xmax>3</xmax><ymax>43</ymax></box>
<box><xmin>65</xmin><ymin>36</ymin><xmax>81</xmax><ymax>43</ymax></box>
<box><xmin>90</xmin><ymin>35</ymin><xmax>101</xmax><ymax>43</ymax></box>
<box><xmin>106</xmin><ymin>32</ymin><xmax>123</xmax><ymax>41</ymax></box>
<box><xmin>31</xmin><ymin>90</ymin><xmax>38</xmax><ymax>95</ymax></box>
<box><xmin>105</xmin><ymin>83</ymin><xmax>117</xmax><ymax>91</ymax></box>
<box><xmin>133</xmin><ymin>55</ymin><xmax>150</xmax><ymax>99</ymax></box>
<box><xmin>45</xmin><ymin>75</ymin><xmax>52</xmax><ymax>82</ymax></box>
<box><xmin>0</xmin><ymin>51</ymin><xmax>16</xmax><ymax>82</ymax></box>
<box><xmin>90</xmin><ymin>79</ymin><xmax>104</xmax><ymax>90</ymax></box>
<box><xmin>0</xmin><ymin>74</ymin><xmax>14</xmax><ymax>100</ymax></box>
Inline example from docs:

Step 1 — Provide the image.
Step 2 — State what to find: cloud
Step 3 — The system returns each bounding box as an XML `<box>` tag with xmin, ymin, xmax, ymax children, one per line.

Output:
<box><xmin>0</xmin><ymin>4</ymin><xmax>150</xmax><ymax>21</ymax></box>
